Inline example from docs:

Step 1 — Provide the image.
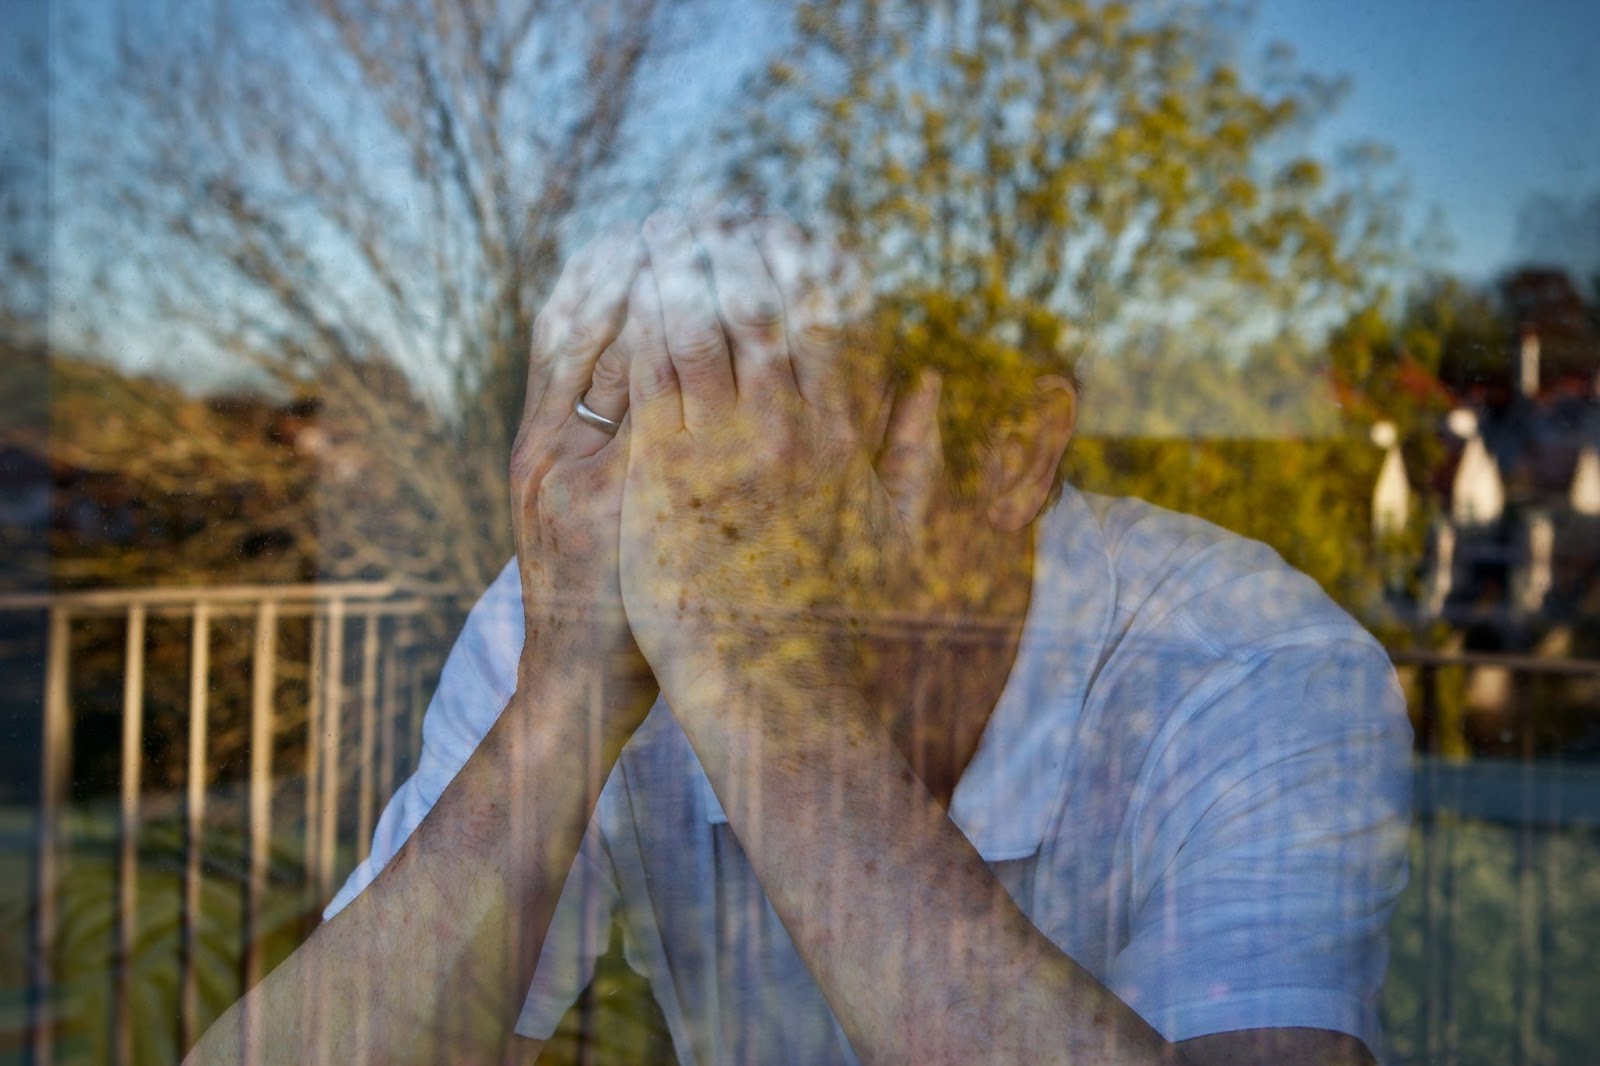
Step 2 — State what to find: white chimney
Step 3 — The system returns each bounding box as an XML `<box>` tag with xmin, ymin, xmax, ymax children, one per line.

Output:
<box><xmin>1572</xmin><ymin>445</ymin><xmax>1600</xmax><ymax>515</ymax></box>
<box><xmin>1370</xmin><ymin>421</ymin><xmax>1409</xmax><ymax>537</ymax></box>
<box><xmin>1448</xmin><ymin>408</ymin><xmax>1504</xmax><ymax>526</ymax></box>
<box><xmin>1520</xmin><ymin>329</ymin><xmax>1540</xmax><ymax>398</ymax></box>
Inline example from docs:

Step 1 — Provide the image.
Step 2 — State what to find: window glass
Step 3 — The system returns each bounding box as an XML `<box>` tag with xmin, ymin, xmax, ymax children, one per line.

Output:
<box><xmin>4</xmin><ymin>1</ymin><xmax>1598</xmax><ymax>1063</ymax></box>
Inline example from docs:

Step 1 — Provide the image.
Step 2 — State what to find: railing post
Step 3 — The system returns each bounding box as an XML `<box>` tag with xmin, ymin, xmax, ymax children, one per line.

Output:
<box><xmin>358</xmin><ymin>611</ymin><xmax>379</xmax><ymax>862</ymax></box>
<box><xmin>116</xmin><ymin>605</ymin><xmax>146</xmax><ymax>1066</ymax></box>
<box><xmin>31</xmin><ymin>606</ymin><xmax>72</xmax><ymax>1066</ymax></box>
<box><xmin>246</xmin><ymin>599</ymin><xmax>278</xmax><ymax>992</ymax></box>
<box><xmin>304</xmin><ymin>611</ymin><xmax>324</xmax><ymax>911</ymax></box>
<box><xmin>1419</xmin><ymin>662</ymin><xmax>1438</xmax><ymax>755</ymax></box>
<box><xmin>399</xmin><ymin>615</ymin><xmax>420</xmax><ymax>780</ymax></box>
<box><xmin>318</xmin><ymin>598</ymin><xmax>345</xmax><ymax>903</ymax></box>
<box><xmin>181</xmin><ymin>601</ymin><xmax>211</xmax><ymax>1053</ymax></box>
<box><xmin>378</xmin><ymin>616</ymin><xmax>399</xmax><ymax>814</ymax></box>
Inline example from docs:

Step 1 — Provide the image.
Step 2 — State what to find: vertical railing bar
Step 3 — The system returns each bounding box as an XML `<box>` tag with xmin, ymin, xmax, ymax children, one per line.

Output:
<box><xmin>1425</xmin><ymin>813</ymin><xmax>1439</xmax><ymax>1066</ymax></box>
<box><xmin>246</xmin><ymin>599</ymin><xmax>278</xmax><ymax>995</ymax></box>
<box><xmin>1537</xmin><ymin>794</ymin><xmax>1556</xmax><ymax>1061</ymax></box>
<box><xmin>31</xmin><ymin>607</ymin><xmax>72</xmax><ymax>1066</ymax></box>
<box><xmin>1442</xmin><ymin>793</ymin><xmax>1459</xmax><ymax>1066</ymax></box>
<box><xmin>116</xmin><ymin>605</ymin><xmax>147</xmax><ymax>1066</ymax></box>
<box><xmin>181</xmin><ymin>601</ymin><xmax>211</xmax><ymax>1054</ymax></box>
<box><xmin>304</xmin><ymin>611</ymin><xmax>325</xmax><ymax>908</ymax></box>
<box><xmin>377</xmin><ymin>614</ymin><xmax>398</xmax><ymax>826</ymax></box>
<box><xmin>11</xmin><ymin>586</ymin><xmax>461</xmax><ymax>1064</ymax></box>
<box><xmin>1417</xmin><ymin>663</ymin><xmax>1439</xmax><ymax>1065</ymax></box>
<box><xmin>358</xmin><ymin>611</ymin><xmax>379</xmax><ymax>862</ymax></box>
<box><xmin>350</xmin><ymin>610</ymin><xmax>379</xmax><ymax>1066</ymax></box>
<box><xmin>1514</xmin><ymin>665</ymin><xmax>1538</xmax><ymax>1066</ymax></box>
<box><xmin>399</xmin><ymin>615</ymin><xmax>420</xmax><ymax>780</ymax></box>
<box><xmin>1514</xmin><ymin>816</ymin><xmax>1531</xmax><ymax>1066</ymax></box>
<box><xmin>318</xmin><ymin>598</ymin><xmax>345</xmax><ymax>903</ymax></box>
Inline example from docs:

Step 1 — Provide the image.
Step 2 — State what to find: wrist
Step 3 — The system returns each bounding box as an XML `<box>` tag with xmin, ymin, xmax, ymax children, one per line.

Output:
<box><xmin>516</xmin><ymin>631</ymin><xmax>657</xmax><ymax>747</ymax></box>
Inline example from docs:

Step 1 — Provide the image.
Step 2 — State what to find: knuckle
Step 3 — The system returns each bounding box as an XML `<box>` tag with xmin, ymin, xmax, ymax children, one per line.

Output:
<box><xmin>558</xmin><ymin>318</ymin><xmax>603</xmax><ymax>360</ymax></box>
<box><xmin>509</xmin><ymin>421</ymin><xmax>579</xmax><ymax>489</ymax></box>
<box><xmin>508</xmin><ymin>434</ymin><xmax>546</xmax><ymax>488</ymax></box>
<box><xmin>794</xmin><ymin>291</ymin><xmax>843</xmax><ymax>338</ymax></box>
<box><xmin>530</xmin><ymin>311</ymin><xmax>560</xmax><ymax>359</ymax></box>
<box><xmin>724</xmin><ymin>292</ymin><xmax>784</xmax><ymax>334</ymax></box>
<box><xmin>590</xmin><ymin>347</ymin><xmax>628</xmax><ymax>392</ymax></box>
<box><xmin>531</xmin><ymin>300</ymin><xmax>569</xmax><ymax>350</ymax></box>
<box><xmin>538</xmin><ymin>471</ymin><xmax>575</xmax><ymax>517</ymax></box>
<box><xmin>635</xmin><ymin>356</ymin><xmax>679</xmax><ymax>401</ymax></box>
<box><xmin>671</xmin><ymin>325</ymin><xmax>728</xmax><ymax>364</ymax></box>
<box><xmin>798</xmin><ymin>316</ymin><xmax>843</xmax><ymax>350</ymax></box>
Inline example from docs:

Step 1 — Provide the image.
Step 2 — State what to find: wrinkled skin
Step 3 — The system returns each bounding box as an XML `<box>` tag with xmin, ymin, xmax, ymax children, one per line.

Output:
<box><xmin>509</xmin><ymin>230</ymin><xmax>658</xmax><ymax>749</ymax></box>
<box><xmin>612</xmin><ymin>208</ymin><xmax>947</xmax><ymax>708</ymax></box>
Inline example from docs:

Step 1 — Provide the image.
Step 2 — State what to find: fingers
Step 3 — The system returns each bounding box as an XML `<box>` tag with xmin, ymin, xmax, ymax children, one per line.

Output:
<box><xmin>641</xmin><ymin>209</ymin><xmax>736</xmax><ymax>429</ymax></box>
<box><xmin>691</xmin><ymin>211</ymin><xmax>796</xmax><ymax>403</ymax></box>
<box><xmin>617</xmin><ymin>266</ymin><xmax>684</xmax><ymax>437</ymax></box>
<box><xmin>568</xmin><ymin>343</ymin><xmax>631</xmax><ymax>454</ymax></box>
<box><xmin>876</xmin><ymin>370</ymin><xmax>944</xmax><ymax>529</ymax></box>
<box><xmin>525</xmin><ymin>233</ymin><xmax>646</xmax><ymax>426</ymax></box>
<box><xmin>754</xmin><ymin>218</ymin><xmax>854</xmax><ymax>418</ymax></box>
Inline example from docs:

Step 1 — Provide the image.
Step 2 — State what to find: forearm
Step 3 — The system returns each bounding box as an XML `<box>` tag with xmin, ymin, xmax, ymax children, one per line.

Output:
<box><xmin>674</xmin><ymin>667</ymin><xmax>1176</xmax><ymax>1066</ymax></box>
<box><xmin>186</xmin><ymin>652</ymin><xmax>633</xmax><ymax>1066</ymax></box>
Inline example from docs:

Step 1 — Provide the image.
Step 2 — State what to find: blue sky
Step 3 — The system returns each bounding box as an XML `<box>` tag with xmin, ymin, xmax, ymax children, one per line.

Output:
<box><xmin>25</xmin><ymin>0</ymin><xmax>1593</xmax><ymax>283</ymax></box>
<box><xmin>14</xmin><ymin>0</ymin><xmax>1600</xmax><ymax>389</ymax></box>
<box><xmin>1249</xmin><ymin>0</ymin><xmax>1600</xmax><ymax>282</ymax></box>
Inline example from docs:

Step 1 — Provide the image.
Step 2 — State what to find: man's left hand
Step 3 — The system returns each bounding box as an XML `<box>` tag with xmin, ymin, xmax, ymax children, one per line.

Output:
<box><xmin>615</xmin><ymin>207</ymin><xmax>941</xmax><ymax>709</ymax></box>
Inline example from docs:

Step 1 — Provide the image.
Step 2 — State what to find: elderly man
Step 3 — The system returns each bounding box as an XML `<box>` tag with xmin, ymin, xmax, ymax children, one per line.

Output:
<box><xmin>191</xmin><ymin>208</ymin><xmax>1409</xmax><ymax>1066</ymax></box>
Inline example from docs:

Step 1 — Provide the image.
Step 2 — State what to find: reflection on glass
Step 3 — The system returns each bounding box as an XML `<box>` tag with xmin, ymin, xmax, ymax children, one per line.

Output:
<box><xmin>2</xmin><ymin>1</ymin><xmax>1597</xmax><ymax>1063</ymax></box>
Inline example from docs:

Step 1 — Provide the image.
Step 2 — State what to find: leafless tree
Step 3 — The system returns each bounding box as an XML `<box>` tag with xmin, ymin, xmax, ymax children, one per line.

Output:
<box><xmin>65</xmin><ymin>0</ymin><xmax>702</xmax><ymax>590</ymax></box>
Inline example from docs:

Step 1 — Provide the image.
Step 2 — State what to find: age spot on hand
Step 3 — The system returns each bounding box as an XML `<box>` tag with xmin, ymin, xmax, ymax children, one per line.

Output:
<box><xmin>721</xmin><ymin>523</ymin><xmax>741</xmax><ymax>542</ymax></box>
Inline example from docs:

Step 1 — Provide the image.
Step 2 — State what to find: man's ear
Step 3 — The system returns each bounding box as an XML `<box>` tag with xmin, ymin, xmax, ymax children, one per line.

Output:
<box><xmin>984</xmin><ymin>376</ymin><xmax>1078</xmax><ymax>533</ymax></box>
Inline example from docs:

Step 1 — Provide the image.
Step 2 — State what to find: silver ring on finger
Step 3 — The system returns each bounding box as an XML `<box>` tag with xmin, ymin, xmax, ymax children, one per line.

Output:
<box><xmin>574</xmin><ymin>397</ymin><xmax>622</xmax><ymax>434</ymax></box>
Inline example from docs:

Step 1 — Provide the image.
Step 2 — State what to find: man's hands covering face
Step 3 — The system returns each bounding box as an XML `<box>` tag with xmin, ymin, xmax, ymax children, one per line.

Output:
<box><xmin>611</xmin><ymin>208</ymin><xmax>944</xmax><ymax>707</ymax></box>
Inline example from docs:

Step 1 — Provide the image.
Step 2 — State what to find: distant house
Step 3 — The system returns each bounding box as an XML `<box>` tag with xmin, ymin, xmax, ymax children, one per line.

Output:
<box><xmin>1418</xmin><ymin>268</ymin><xmax>1600</xmax><ymax>633</ymax></box>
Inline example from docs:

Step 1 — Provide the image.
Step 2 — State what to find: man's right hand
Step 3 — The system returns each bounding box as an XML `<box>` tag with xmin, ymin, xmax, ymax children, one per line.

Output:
<box><xmin>511</xmin><ymin>231</ymin><xmax>657</xmax><ymax>749</ymax></box>
<box><xmin>187</xmin><ymin>231</ymin><xmax>664</xmax><ymax>1066</ymax></box>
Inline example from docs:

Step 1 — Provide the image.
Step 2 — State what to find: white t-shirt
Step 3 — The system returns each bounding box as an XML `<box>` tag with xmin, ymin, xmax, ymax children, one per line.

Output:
<box><xmin>327</xmin><ymin>488</ymin><xmax>1412</xmax><ymax>1064</ymax></box>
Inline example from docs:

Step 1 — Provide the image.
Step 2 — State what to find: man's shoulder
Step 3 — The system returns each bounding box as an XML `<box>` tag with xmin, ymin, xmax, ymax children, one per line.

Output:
<box><xmin>1073</xmin><ymin>491</ymin><xmax>1375</xmax><ymax>660</ymax></box>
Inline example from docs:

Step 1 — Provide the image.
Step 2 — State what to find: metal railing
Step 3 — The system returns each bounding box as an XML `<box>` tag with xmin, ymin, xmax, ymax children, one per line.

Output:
<box><xmin>1397</xmin><ymin>647</ymin><xmax>1600</xmax><ymax>761</ymax></box>
<box><xmin>8</xmin><ymin>592</ymin><xmax>1600</xmax><ymax>1065</ymax></box>
<box><xmin>1389</xmin><ymin>649</ymin><xmax>1600</xmax><ymax>1066</ymax></box>
<box><xmin>1</xmin><ymin>582</ymin><xmax>466</xmax><ymax>1066</ymax></box>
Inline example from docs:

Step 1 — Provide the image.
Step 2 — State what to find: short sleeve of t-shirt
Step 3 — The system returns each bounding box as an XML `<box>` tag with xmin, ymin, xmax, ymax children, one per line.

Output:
<box><xmin>322</xmin><ymin>558</ymin><xmax>620</xmax><ymax>1040</ymax></box>
<box><xmin>1107</xmin><ymin>639</ymin><xmax>1412</xmax><ymax>1057</ymax></box>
